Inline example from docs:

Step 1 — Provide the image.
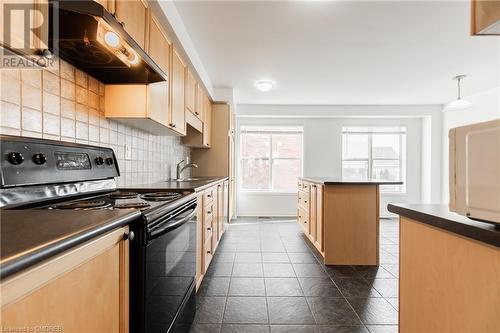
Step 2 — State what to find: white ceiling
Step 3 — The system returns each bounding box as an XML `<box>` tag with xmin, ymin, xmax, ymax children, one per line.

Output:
<box><xmin>173</xmin><ymin>1</ymin><xmax>500</xmax><ymax>105</ymax></box>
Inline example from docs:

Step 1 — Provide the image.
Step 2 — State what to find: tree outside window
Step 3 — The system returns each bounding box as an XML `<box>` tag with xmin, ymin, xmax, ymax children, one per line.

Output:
<box><xmin>342</xmin><ymin>127</ymin><xmax>406</xmax><ymax>193</ymax></box>
<box><xmin>240</xmin><ymin>126</ymin><xmax>303</xmax><ymax>192</ymax></box>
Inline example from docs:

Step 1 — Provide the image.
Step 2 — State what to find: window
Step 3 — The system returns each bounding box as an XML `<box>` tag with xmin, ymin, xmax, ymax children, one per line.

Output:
<box><xmin>240</xmin><ymin>126</ymin><xmax>303</xmax><ymax>192</ymax></box>
<box><xmin>342</xmin><ymin>126</ymin><xmax>406</xmax><ymax>193</ymax></box>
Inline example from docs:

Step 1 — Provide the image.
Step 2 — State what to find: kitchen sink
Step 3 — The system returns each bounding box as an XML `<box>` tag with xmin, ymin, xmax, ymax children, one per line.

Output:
<box><xmin>170</xmin><ymin>177</ymin><xmax>209</xmax><ymax>182</ymax></box>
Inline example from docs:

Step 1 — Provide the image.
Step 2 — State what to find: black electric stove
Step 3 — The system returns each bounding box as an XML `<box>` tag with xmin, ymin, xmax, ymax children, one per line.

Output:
<box><xmin>0</xmin><ymin>135</ymin><xmax>197</xmax><ymax>333</ymax></box>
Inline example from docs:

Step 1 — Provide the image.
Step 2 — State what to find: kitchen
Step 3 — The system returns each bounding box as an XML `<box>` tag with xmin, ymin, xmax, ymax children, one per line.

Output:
<box><xmin>0</xmin><ymin>1</ymin><xmax>499</xmax><ymax>333</ymax></box>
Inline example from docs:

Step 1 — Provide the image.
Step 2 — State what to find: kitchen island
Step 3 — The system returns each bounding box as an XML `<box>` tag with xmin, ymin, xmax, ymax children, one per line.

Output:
<box><xmin>297</xmin><ymin>177</ymin><xmax>402</xmax><ymax>266</ymax></box>
<box><xmin>388</xmin><ymin>204</ymin><xmax>500</xmax><ymax>332</ymax></box>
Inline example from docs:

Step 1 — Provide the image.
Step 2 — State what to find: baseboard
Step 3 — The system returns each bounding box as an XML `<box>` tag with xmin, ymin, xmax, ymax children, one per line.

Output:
<box><xmin>235</xmin><ymin>213</ymin><xmax>296</xmax><ymax>218</ymax></box>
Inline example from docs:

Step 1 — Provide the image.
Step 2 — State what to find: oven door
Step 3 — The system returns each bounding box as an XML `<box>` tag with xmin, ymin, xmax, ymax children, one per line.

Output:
<box><xmin>143</xmin><ymin>201</ymin><xmax>197</xmax><ymax>333</ymax></box>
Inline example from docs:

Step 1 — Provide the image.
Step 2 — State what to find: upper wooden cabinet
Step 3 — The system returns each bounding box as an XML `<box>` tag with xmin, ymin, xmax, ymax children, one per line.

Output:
<box><xmin>170</xmin><ymin>47</ymin><xmax>186</xmax><ymax>135</ymax></box>
<box><xmin>191</xmin><ymin>103</ymin><xmax>233</xmax><ymax>175</ymax></box>
<box><xmin>94</xmin><ymin>0</ymin><xmax>114</xmax><ymax>12</ymax></box>
<box><xmin>148</xmin><ymin>13</ymin><xmax>171</xmax><ymax>75</ymax></box>
<box><xmin>105</xmin><ymin>82</ymin><xmax>178</xmax><ymax>135</ymax></box>
<box><xmin>185</xmin><ymin>69</ymin><xmax>196</xmax><ymax>114</ymax></box>
<box><xmin>203</xmin><ymin>93</ymin><xmax>212</xmax><ymax>147</ymax></box>
<box><xmin>114</xmin><ymin>0</ymin><xmax>148</xmax><ymax>49</ymax></box>
<box><xmin>195</xmin><ymin>83</ymin><xmax>204</xmax><ymax>121</ymax></box>
<box><xmin>471</xmin><ymin>0</ymin><xmax>500</xmax><ymax>35</ymax></box>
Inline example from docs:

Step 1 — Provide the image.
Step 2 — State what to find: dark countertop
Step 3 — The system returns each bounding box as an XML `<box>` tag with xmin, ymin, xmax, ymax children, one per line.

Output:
<box><xmin>122</xmin><ymin>177</ymin><xmax>228</xmax><ymax>192</ymax></box>
<box><xmin>300</xmin><ymin>177</ymin><xmax>403</xmax><ymax>185</ymax></box>
<box><xmin>388</xmin><ymin>204</ymin><xmax>500</xmax><ymax>248</ymax></box>
<box><xmin>0</xmin><ymin>209</ymin><xmax>141</xmax><ymax>280</ymax></box>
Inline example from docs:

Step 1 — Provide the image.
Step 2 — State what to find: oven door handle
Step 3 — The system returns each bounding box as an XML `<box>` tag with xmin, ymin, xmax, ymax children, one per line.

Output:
<box><xmin>148</xmin><ymin>206</ymin><xmax>197</xmax><ymax>240</ymax></box>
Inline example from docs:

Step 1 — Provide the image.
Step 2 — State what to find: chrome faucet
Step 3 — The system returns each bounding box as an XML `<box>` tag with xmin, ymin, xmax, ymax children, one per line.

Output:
<box><xmin>176</xmin><ymin>158</ymin><xmax>198</xmax><ymax>180</ymax></box>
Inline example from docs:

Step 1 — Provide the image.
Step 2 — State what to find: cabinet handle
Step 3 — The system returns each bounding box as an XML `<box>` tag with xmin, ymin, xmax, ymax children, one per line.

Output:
<box><xmin>207</xmin><ymin>194</ymin><xmax>212</xmax><ymax>198</ymax></box>
<box><xmin>207</xmin><ymin>227</ymin><xmax>211</xmax><ymax>231</ymax></box>
<box><xmin>169</xmin><ymin>123</ymin><xmax>176</xmax><ymax>128</ymax></box>
<box><xmin>123</xmin><ymin>231</ymin><xmax>135</xmax><ymax>241</ymax></box>
<box><xmin>195</xmin><ymin>111</ymin><xmax>199</xmax><ymax>115</ymax></box>
<box><xmin>304</xmin><ymin>200</ymin><xmax>307</xmax><ymax>203</ymax></box>
<box><xmin>207</xmin><ymin>250</ymin><xmax>211</xmax><ymax>254</ymax></box>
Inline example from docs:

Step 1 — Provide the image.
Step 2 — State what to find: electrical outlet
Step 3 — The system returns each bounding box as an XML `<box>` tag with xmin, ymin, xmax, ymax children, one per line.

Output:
<box><xmin>124</xmin><ymin>144</ymin><xmax>132</xmax><ymax>160</ymax></box>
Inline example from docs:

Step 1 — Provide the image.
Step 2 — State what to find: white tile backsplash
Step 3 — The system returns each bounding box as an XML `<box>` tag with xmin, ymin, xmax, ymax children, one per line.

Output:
<box><xmin>1</xmin><ymin>56</ymin><xmax>191</xmax><ymax>186</ymax></box>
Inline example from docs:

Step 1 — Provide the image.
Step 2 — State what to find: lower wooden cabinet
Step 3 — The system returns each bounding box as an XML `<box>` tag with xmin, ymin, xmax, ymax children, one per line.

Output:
<box><xmin>196</xmin><ymin>181</ymin><xmax>228</xmax><ymax>289</ymax></box>
<box><xmin>298</xmin><ymin>178</ymin><xmax>380</xmax><ymax>265</ymax></box>
<box><xmin>297</xmin><ymin>181</ymin><xmax>324</xmax><ymax>255</ymax></box>
<box><xmin>399</xmin><ymin>217</ymin><xmax>500</xmax><ymax>331</ymax></box>
<box><xmin>0</xmin><ymin>226</ymin><xmax>130</xmax><ymax>333</ymax></box>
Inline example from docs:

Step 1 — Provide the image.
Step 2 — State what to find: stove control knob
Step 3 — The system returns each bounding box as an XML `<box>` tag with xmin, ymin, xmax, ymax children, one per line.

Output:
<box><xmin>105</xmin><ymin>157</ymin><xmax>114</xmax><ymax>166</ymax></box>
<box><xmin>8</xmin><ymin>152</ymin><xmax>24</xmax><ymax>165</ymax></box>
<box><xmin>95</xmin><ymin>156</ymin><xmax>104</xmax><ymax>165</ymax></box>
<box><xmin>32</xmin><ymin>153</ymin><xmax>47</xmax><ymax>165</ymax></box>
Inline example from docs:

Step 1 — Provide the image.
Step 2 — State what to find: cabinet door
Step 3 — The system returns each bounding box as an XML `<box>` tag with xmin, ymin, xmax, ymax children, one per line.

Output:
<box><xmin>203</xmin><ymin>94</ymin><xmax>212</xmax><ymax>147</ymax></box>
<box><xmin>315</xmin><ymin>185</ymin><xmax>324</xmax><ymax>252</ymax></box>
<box><xmin>194</xmin><ymin>83</ymin><xmax>204</xmax><ymax>120</ymax></box>
<box><xmin>471</xmin><ymin>0</ymin><xmax>500</xmax><ymax>34</ymax></box>
<box><xmin>211</xmin><ymin>188</ymin><xmax>219</xmax><ymax>252</ymax></box>
<box><xmin>185</xmin><ymin>69</ymin><xmax>196</xmax><ymax>113</ymax></box>
<box><xmin>229</xmin><ymin>179</ymin><xmax>235</xmax><ymax>221</ymax></box>
<box><xmin>217</xmin><ymin>183</ymin><xmax>224</xmax><ymax>241</ymax></box>
<box><xmin>1</xmin><ymin>227</ymin><xmax>129</xmax><ymax>333</ymax></box>
<box><xmin>114</xmin><ymin>0</ymin><xmax>147</xmax><ymax>49</ymax></box>
<box><xmin>170</xmin><ymin>47</ymin><xmax>186</xmax><ymax>135</ymax></box>
<box><xmin>310</xmin><ymin>184</ymin><xmax>317</xmax><ymax>241</ymax></box>
<box><xmin>148</xmin><ymin>13</ymin><xmax>170</xmax><ymax>75</ymax></box>
<box><xmin>196</xmin><ymin>193</ymin><xmax>204</xmax><ymax>289</ymax></box>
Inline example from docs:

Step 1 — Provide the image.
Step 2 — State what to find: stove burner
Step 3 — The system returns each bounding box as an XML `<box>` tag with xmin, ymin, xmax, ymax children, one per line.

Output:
<box><xmin>109</xmin><ymin>192</ymin><xmax>138</xmax><ymax>199</ymax></box>
<box><xmin>50</xmin><ymin>200</ymin><xmax>112</xmax><ymax>210</ymax></box>
<box><xmin>114</xmin><ymin>202</ymin><xmax>151</xmax><ymax>209</ymax></box>
<box><xmin>140</xmin><ymin>192</ymin><xmax>182</xmax><ymax>202</ymax></box>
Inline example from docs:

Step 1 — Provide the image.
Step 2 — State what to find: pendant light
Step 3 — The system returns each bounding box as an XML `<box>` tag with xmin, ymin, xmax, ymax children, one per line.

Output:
<box><xmin>443</xmin><ymin>75</ymin><xmax>472</xmax><ymax>112</ymax></box>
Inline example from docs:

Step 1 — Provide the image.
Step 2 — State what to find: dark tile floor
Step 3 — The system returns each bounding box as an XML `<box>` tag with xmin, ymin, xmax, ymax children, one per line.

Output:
<box><xmin>190</xmin><ymin>217</ymin><xmax>399</xmax><ymax>333</ymax></box>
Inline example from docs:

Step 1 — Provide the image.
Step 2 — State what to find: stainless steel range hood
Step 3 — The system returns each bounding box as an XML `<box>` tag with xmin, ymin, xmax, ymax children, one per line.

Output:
<box><xmin>49</xmin><ymin>1</ymin><xmax>166</xmax><ymax>84</ymax></box>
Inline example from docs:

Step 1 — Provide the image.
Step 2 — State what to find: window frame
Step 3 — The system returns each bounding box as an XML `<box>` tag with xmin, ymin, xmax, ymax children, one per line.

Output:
<box><xmin>239</xmin><ymin>126</ymin><xmax>304</xmax><ymax>193</ymax></box>
<box><xmin>341</xmin><ymin>127</ymin><xmax>406</xmax><ymax>194</ymax></box>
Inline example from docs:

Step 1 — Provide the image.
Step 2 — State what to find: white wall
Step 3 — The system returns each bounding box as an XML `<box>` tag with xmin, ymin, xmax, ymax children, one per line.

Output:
<box><xmin>235</xmin><ymin>105</ymin><xmax>443</xmax><ymax>217</ymax></box>
<box><xmin>441</xmin><ymin>87</ymin><xmax>500</xmax><ymax>202</ymax></box>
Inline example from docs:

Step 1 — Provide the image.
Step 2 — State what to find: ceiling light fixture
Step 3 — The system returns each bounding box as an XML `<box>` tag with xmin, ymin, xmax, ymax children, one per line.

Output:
<box><xmin>443</xmin><ymin>74</ymin><xmax>472</xmax><ymax>112</ymax></box>
<box><xmin>255</xmin><ymin>80</ymin><xmax>275</xmax><ymax>92</ymax></box>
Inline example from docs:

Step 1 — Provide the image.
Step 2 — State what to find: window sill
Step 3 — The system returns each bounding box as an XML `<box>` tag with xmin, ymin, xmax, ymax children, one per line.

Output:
<box><xmin>239</xmin><ymin>191</ymin><xmax>298</xmax><ymax>196</ymax></box>
<box><xmin>380</xmin><ymin>192</ymin><xmax>407</xmax><ymax>196</ymax></box>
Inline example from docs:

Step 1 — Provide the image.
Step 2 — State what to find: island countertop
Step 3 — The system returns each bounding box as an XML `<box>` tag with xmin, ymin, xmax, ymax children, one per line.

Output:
<box><xmin>388</xmin><ymin>203</ymin><xmax>500</xmax><ymax>248</ymax></box>
<box><xmin>300</xmin><ymin>176</ymin><xmax>403</xmax><ymax>185</ymax></box>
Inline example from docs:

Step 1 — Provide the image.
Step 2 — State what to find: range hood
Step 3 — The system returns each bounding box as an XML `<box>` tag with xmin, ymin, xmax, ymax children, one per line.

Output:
<box><xmin>49</xmin><ymin>1</ymin><xmax>166</xmax><ymax>84</ymax></box>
